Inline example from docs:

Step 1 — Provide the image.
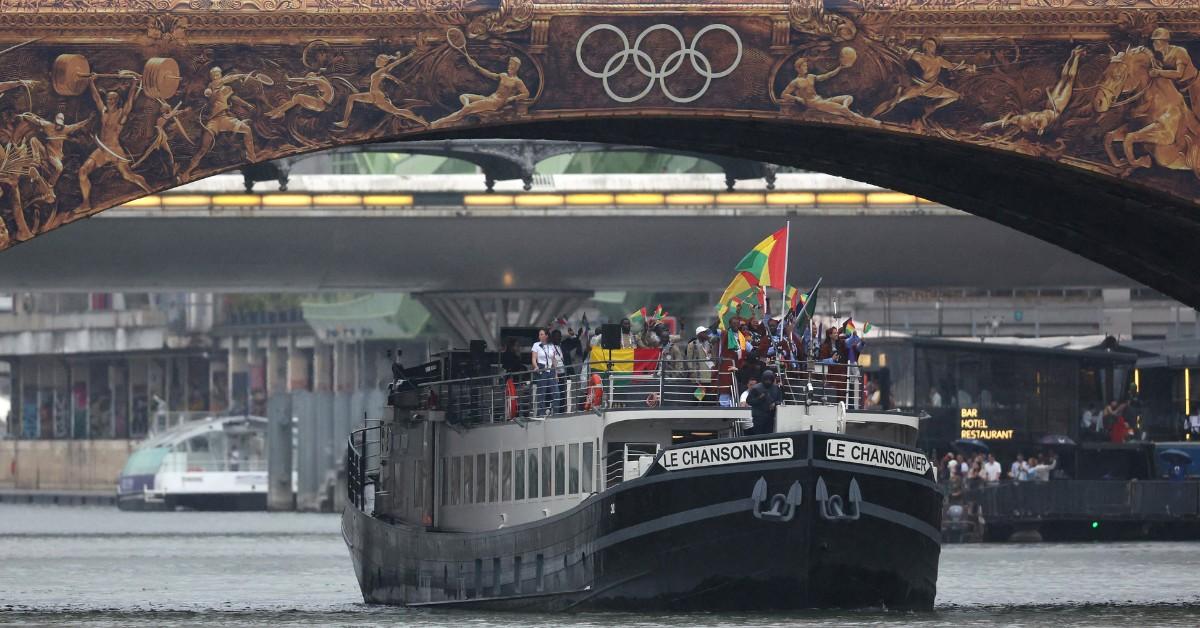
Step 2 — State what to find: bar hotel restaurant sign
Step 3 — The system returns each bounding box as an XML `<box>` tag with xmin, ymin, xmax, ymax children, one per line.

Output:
<box><xmin>959</xmin><ymin>408</ymin><xmax>1015</xmax><ymax>441</ymax></box>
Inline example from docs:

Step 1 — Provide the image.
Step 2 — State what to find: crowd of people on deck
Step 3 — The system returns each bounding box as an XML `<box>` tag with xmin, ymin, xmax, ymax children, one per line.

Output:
<box><xmin>498</xmin><ymin>309</ymin><xmax>868</xmax><ymax>419</ymax></box>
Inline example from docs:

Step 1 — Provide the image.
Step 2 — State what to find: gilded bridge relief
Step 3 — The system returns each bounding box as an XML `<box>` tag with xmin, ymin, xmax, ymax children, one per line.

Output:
<box><xmin>3</xmin><ymin>4</ymin><xmax>1200</xmax><ymax>251</ymax></box>
<box><xmin>0</xmin><ymin>30</ymin><xmax>543</xmax><ymax>246</ymax></box>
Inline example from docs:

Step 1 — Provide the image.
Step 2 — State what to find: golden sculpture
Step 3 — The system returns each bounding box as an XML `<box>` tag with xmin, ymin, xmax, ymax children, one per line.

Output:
<box><xmin>132</xmin><ymin>101</ymin><xmax>191</xmax><ymax>180</ymax></box>
<box><xmin>266</xmin><ymin>71</ymin><xmax>336</xmax><ymax>120</ymax></box>
<box><xmin>18</xmin><ymin>111</ymin><xmax>92</xmax><ymax>205</ymax></box>
<box><xmin>871</xmin><ymin>38</ymin><xmax>977</xmax><ymax>122</ymax></box>
<box><xmin>334</xmin><ymin>50</ymin><xmax>427</xmax><ymax>129</ymax></box>
<box><xmin>75</xmin><ymin>75</ymin><xmax>152</xmax><ymax>216</ymax></box>
<box><xmin>430</xmin><ymin>29</ymin><xmax>531</xmax><ymax>129</ymax></box>
<box><xmin>780</xmin><ymin>48</ymin><xmax>880</xmax><ymax>128</ymax></box>
<box><xmin>1149</xmin><ymin>28</ymin><xmax>1200</xmax><ymax>110</ymax></box>
<box><xmin>183</xmin><ymin>67</ymin><xmax>262</xmax><ymax>179</ymax></box>
<box><xmin>980</xmin><ymin>46</ymin><xmax>1083</xmax><ymax>137</ymax></box>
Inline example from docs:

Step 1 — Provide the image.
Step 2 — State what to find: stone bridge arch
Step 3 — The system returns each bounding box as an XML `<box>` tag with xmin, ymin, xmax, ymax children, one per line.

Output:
<box><xmin>0</xmin><ymin>1</ymin><xmax>1198</xmax><ymax>305</ymax></box>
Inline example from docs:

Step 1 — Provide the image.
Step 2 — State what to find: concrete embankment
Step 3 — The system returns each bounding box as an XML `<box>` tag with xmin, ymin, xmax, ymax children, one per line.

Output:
<box><xmin>0</xmin><ymin>439</ymin><xmax>133</xmax><ymax>492</ymax></box>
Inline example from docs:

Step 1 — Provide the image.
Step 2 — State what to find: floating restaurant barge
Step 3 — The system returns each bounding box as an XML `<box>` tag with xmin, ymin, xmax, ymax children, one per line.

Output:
<box><xmin>342</xmin><ymin>355</ymin><xmax>942</xmax><ymax>611</ymax></box>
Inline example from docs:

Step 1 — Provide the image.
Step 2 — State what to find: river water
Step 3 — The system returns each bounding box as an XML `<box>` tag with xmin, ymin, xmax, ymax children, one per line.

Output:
<box><xmin>1</xmin><ymin>504</ymin><xmax>1198</xmax><ymax>626</ymax></box>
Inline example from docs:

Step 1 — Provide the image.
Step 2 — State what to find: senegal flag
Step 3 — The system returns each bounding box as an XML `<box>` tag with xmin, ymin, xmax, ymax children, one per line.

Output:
<box><xmin>734</xmin><ymin>226</ymin><xmax>789</xmax><ymax>290</ymax></box>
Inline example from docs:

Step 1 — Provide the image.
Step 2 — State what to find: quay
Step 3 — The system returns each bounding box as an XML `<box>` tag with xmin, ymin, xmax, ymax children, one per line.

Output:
<box><xmin>0</xmin><ymin>489</ymin><xmax>116</xmax><ymax>507</ymax></box>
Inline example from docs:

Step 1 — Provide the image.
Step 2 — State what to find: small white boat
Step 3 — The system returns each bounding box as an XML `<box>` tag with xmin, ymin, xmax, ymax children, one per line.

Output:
<box><xmin>117</xmin><ymin>415</ymin><xmax>269</xmax><ymax>511</ymax></box>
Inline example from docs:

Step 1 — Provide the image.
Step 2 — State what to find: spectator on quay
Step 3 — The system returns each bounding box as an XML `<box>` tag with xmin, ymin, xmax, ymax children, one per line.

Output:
<box><xmin>745</xmin><ymin>369</ymin><xmax>783</xmax><ymax>435</ymax></box>
<box><xmin>1101</xmin><ymin>399</ymin><xmax>1128</xmax><ymax>432</ymax></box>
<box><xmin>929</xmin><ymin>387</ymin><xmax>943</xmax><ymax>407</ymax></box>
<box><xmin>1081</xmin><ymin>403</ymin><xmax>1099</xmax><ymax>436</ymax></box>
<box><xmin>530</xmin><ymin>328</ymin><xmax>563</xmax><ymax>418</ymax></box>
<box><xmin>1110</xmin><ymin>414</ymin><xmax>1133</xmax><ymax>443</ymax></box>
<box><xmin>1009</xmin><ymin>453</ymin><xmax>1025</xmax><ymax>480</ymax></box>
<box><xmin>1019</xmin><ymin>457</ymin><xmax>1036</xmax><ymax>481</ymax></box>
<box><xmin>983</xmin><ymin>453</ymin><xmax>1002</xmax><ymax>484</ymax></box>
<box><xmin>967</xmin><ymin>460</ymin><xmax>983</xmax><ymax>490</ymax></box>
<box><xmin>1030</xmin><ymin>455</ymin><xmax>1056</xmax><ymax>481</ymax></box>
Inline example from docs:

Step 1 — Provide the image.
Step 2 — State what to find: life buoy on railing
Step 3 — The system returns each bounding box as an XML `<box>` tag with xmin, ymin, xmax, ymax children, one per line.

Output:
<box><xmin>505</xmin><ymin>377</ymin><xmax>518</xmax><ymax>420</ymax></box>
<box><xmin>584</xmin><ymin>373</ymin><xmax>603</xmax><ymax>410</ymax></box>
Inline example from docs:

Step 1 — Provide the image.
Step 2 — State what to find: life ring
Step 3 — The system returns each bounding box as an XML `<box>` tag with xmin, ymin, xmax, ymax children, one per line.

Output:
<box><xmin>584</xmin><ymin>374</ymin><xmax>603</xmax><ymax>410</ymax></box>
<box><xmin>505</xmin><ymin>377</ymin><xmax>518</xmax><ymax>420</ymax></box>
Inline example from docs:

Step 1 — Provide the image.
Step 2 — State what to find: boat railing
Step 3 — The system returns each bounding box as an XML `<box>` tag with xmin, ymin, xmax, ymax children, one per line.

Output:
<box><xmin>392</xmin><ymin>359</ymin><xmax>863</xmax><ymax>425</ymax></box>
<box><xmin>159</xmin><ymin>458</ymin><xmax>268</xmax><ymax>473</ymax></box>
<box><xmin>347</xmin><ymin>421</ymin><xmax>384</xmax><ymax>512</ymax></box>
<box><xmin>604</xmin><ymin>442</ymin><xmax>663</xmax><ymax>489</ymax></box>
<box><xmin>776</xmin><ymin>362</ymin><xmax>863</xmax><ymax>410</ymax></box>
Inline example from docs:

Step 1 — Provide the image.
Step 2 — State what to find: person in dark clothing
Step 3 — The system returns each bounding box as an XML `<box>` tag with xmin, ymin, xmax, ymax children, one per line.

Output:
<box><xmin>745</xmin><ymin>369</ymin><xmax>783</xmax><ymax>435</ymax></box>
<box><xmin>560</xmin><ymin>328</ymin><xmax>582</xmax><ymax>377</ymax></box>
<box><xmin>500</xmin><ymin>337</ymin><xmax>524</xmax><ymax>374</ymax></box>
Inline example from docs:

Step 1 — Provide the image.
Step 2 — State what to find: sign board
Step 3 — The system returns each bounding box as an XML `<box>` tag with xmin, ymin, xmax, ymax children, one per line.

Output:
<box><xmin>825</xmin><ymin>439</ymin><xmax>932</xmax><ymax>476</ymax></box>
<box><xmin>959</xmin><ymin>408</ymin><xmax>1014</xmax><ymax>440</ymax></box>
<box><xmin>658</xmin><ymin>438</ymin><xmax>794</xmax><ymax>471</ymax></box>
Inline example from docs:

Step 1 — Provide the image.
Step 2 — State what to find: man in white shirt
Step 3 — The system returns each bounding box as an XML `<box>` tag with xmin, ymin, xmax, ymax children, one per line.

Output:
<box><xmin>531</xmin><ymin>328</ymin><xmax>563</xmax><ymax>417</ymax></box>
<box><xmin>1009</xmin><ymin>454</ymin><xmax>1025</xmax><ymax>480</ymax></box>
<box><xmin>983</xmin><ymin>453</ymin><xmax>1002</xmax><ymax>484</ymax></box>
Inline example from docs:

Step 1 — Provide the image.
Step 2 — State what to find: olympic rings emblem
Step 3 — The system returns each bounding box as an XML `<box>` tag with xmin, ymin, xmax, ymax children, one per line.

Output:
<box><xmin>576</xmin><ymin>23</ymin><xmax>743</xmax><ymax>104</ymax></box>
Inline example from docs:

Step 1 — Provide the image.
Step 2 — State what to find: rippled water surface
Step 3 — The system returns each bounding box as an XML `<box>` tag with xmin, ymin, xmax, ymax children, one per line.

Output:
<box><xmin>2</xmin><ymin>504</ymin><xmax>1198</xmax><ymax>626</ymax></box>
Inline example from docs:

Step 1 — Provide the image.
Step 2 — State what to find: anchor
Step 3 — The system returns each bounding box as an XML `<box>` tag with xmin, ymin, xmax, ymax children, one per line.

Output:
<box><xmin>751</xmin><ymin>476</ymin><xmax>802</xmax><ymax>522</ymax></box>
<box><xmin>815</xmin><ymin>476</ymin><xmax>861</xmax><ymax>522</ymax></box>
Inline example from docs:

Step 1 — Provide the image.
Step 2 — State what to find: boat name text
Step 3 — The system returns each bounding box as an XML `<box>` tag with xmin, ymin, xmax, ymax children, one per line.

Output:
<box><xmin>825</xmin><ymin>439</ymin><xmax>931</xmax><ymax>476</ymax></box>
<box><xmin>659</xmin><ymin>438</ymin><xmax>793</xmax><ymax>471</ymax></box>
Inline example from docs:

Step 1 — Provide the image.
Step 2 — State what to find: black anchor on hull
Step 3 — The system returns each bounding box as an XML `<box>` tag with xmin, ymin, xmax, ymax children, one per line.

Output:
<box><xmin>815</xmin><ymin>476</ymin><xmax>861</xmax><ymax>522</ymax></box>
<box><xmin>751</xmin><ymin>476</ymin><xmax>802</xmax><ymax>522</ymax></box>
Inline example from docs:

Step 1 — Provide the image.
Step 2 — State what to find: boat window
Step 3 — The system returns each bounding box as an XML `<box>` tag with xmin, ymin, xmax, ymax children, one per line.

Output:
<box><xmin>462</xmin><ymin>456</ymin><xmax>473</xmax><ymax>506</ymax></box>
<box><xmin>492</xmin><ymin>557</ymin><xmax>502</xmax><ymax>596</ymax></box>
<box><xmin>120</xmin><ymin>447</ymin><xmax>169</xmax><ymax>476</ymax></box>
<box><xmin>514</xmin><ymin>450</ymin><xmax>525</xmax><ymax>500</ymax></box>
<box><xmin>474</xmin><ymin>559</ymin><xmax>483</xmax><ymax>599</ymax></box>
<box><xmin>541</xmin><ymin>447</ymin><xmax>552</xmax><ymax>498</ymax></box>
<box><xmin>450</xmin><ymin>456</ymin><xmax>461</xmax><ymax>506</ymax></box>
<box><xmin>440</xmin><ymin>458</ymin><xmax>448</xmax><ymax>507</ymax></box>
<box><xmin>527</xmin><ymin>448</ymin><xmax>540</xmax><ymax>499</ymax></box>
<box><xmin>475</xmin><ymin>454</ymin><xmax>486</xmax><ymax>504</ymax></box>
<box><xmin>502</xmin><ymin>451</ymin><xmax>513</xmax><ymax>502</ymax></box>
<box><xmin>554</xmin><ymin>445</ymin><xmax>566</xmax><ymax>497</ymax></box>
<box><xmin>581</xmin><ymin>442</ymin><xmax>594</xmax><ymax>494</ymax></box>
<box><xmin>488</xmin><ymin>452</ymin><xmax>499</xmax><ymax>503</ymax></box>
<box><xmin>568</xmin><ymin>443</ymin><xmax>580</xmax><ymax>495</ymax></box>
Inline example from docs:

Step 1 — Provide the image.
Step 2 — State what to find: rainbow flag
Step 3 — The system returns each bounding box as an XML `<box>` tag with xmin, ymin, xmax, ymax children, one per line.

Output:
<box><xmin>734</xmin><ymin>226</ymin><xmax>789</xmax><ymax>290</ymax></box>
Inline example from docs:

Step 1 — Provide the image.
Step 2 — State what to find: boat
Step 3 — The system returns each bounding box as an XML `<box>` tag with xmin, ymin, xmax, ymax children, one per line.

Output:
<box><xmin>341</xmin><ymin>348</ymin><xmax>942</xmax><ymax>611</ymax></box>
<box><xmin>117</xmin><ymin>414</ymin><xmax>269</xmax><ymax>511</ymax></box>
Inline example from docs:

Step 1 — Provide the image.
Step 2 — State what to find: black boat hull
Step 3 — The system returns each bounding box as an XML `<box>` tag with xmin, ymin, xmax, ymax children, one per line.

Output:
<box><xmin>342</xmin><ymin>431</ymin><xmax>941</xmax><ymax>611</ymax></box>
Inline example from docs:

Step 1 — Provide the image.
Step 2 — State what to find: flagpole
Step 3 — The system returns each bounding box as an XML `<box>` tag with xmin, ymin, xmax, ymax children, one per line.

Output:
<box><xmin>779</xmin><ymin>220</ymin><xmax>790</xmax><ymax>330</ymax></box>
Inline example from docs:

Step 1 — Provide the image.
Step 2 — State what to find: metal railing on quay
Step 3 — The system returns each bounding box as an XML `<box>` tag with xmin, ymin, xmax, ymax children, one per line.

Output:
<box><xmin>965</xmin><ymin>480</ymin><xmax>1200</xmax><ymax>520</ymax></box>
<box><xmin>394</xmin><ymin>359</ymin><xmax>864</xmax><ymax>425</ymax></box>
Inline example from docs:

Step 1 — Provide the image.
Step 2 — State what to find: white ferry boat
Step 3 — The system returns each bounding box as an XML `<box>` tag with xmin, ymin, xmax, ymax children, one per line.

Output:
<box><xmin>117</xmin><ymin>415</ymin><xmax>269</xmax><ymax>511</ymax></box>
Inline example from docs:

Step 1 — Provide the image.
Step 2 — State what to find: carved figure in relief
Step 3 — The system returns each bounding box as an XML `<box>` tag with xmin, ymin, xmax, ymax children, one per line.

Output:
<box><xmin>780</xmin><ymin>49</ymin><xmax>880</xmax><ymax>128</ymax></box>
<box><xmin>1094</xmin><ymin>45</ymin><xmax>1200</xmax><ymax>177</ymax></box>
<box><xmin>75</xmin><ymin>76</ymin><xmax>152</xmax><ymax>216</ymax></box>
<box><xmin>0</xmin><ymin>80</ymin><xmax>38</xmax><ymax>100</ymax></box>
<box><xmin>17</xmin><ymin>111</ymin><xmax>92</xmax><ymax>203</ymax></box>
<box><xmin>1149</xmin><ymin>28</ymin><xmax>1200</xmax><ymax>110</ymax></box>
<box><xmin>334</xmin><ymin>50</ymin><xmax>427</xmax><ymax>129</ymax></box>
<box><xmin>266</xmin><ymin>72</ymin><xmax>336</xmax><ymax>120</ymax></box>
<box><xmin>981</xmin><ymin>46</ymin><xmax>1084</xmax><ymax>136</ymax></box>
<box><xmin>429</xmin><ymin>56</ymin><xmax>531</xmax><ymax>129</ymax></box>
<box><xmin>132</xmin><ymin>101</ymin><xmax>191</xmax><ymax>180</ymax></box>
<box><xmin>0</xmin><ymin>141</ymin><xmax>47</xmax><ymax>242</ymax></box>
<box><xmin>183</xmin><ymin>67</ymin><xmax>260</xmax><ymax>180</ymax></box>
<box><xmin>870</xmin><ymin>38</ymin><xmax>976</xmax><ymax>122</ymax></box>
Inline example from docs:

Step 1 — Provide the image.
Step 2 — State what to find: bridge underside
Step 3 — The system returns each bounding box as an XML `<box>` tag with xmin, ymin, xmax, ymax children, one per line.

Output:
<box><xmin>0</xmin><ymin>2</ymin><xmax>1197</xmax><ymax>305</ymax></box>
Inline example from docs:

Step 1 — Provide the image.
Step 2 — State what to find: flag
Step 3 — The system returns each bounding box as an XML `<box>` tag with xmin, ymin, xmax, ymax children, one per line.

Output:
<box><xmin>717</xmin><ymin>271</ymin><xmax>759</xmax><ymax>309</ymax></box>
<box><xmin>843</xmin><ymin>318</ymin><xmax>856</xmax><ymax>335</ymax></box>
<box><xmin>862</xmin><ymin>322</ymin><xmax>873</xmax><ymax>335</ymax></box>
<box><xmin>796</xmin><ymin>277</ymin><xmax>822</xmax><ymax>324</ymax></box>
<box><xmin>653</xmin><ymin>304</ymin><xmax>665</xmax><ymax>320</ymax></box>
<box><xmin>734</xmin><ymin>226</ymin><xmax>789</xmax><ymax>290</ymax></box>
<box><xmin>693</xmin><ymin>387</ymin><xmax>706</xmax><ymax>401</ymax></box>
<box><xmin>785</xmin><ymin>284</ymin><xmax>807</xmax><ymax>313</ymax></box>
<box><xmin>588</xmin><ymin>346</ymin><xmax>661</xmax><ymax>372</ymax></box>
<box><xmin>628</xmin><ymin>307</ymin><xmax>647</xmax><ymax>330</ymax></box>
